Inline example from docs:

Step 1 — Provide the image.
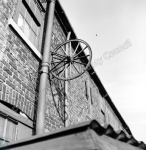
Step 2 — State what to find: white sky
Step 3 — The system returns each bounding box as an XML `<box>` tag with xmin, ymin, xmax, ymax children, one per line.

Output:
<box><xmin>60</xmin><ymin>0</ymin><xmax>146</xmax><ymax>142</ymax></box>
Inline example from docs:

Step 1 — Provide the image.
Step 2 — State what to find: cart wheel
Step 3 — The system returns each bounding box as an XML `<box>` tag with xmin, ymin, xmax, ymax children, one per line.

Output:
<box><xmin>50</xmin><ymin>39</ymin><xmax>92</xmax><ymax>81</ymax></box>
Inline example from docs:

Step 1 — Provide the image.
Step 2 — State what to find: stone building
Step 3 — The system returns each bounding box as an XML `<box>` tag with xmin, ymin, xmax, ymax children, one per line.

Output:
<box><xmin>0</xmin><ymin>0</ymin><xmax>131</xmax><ymax>145</ymax></box>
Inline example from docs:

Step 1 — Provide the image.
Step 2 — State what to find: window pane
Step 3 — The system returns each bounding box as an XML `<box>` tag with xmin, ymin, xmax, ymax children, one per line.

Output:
<box><xmin>37</xmin><ymin>26</ymin><xmax>42</xmax><ymax>51</ymax></box>
<box><xmin>36</xmin><ymin>35</ymin><xmax>39</xmax><ymax>50</ymax></box>
<box><xmin>31</xmin><ymin>19</ymin><xmax>38</xmax><ymax>34</ymax></box>
<box><xmin>17</xmin><ymin>14</ymin><xmax>24</xmax><ymax>31</ymax></box>
<box><xmin>25</xmin><ymin>0</ymin><xmax>30</xmax><ymax>6</ymax></box>
<box><xmin>30</xmin><ymin>29</ymin><xmax>36</xmax><ymax>46</ymax></box>
<box><xmin>35</xmin><ymin>6</ymin><xmax>41</xmax><ymax>23</ymax></box>
<box><xmin>21</xmin><ymin>2</ymin><xmax>26</xmax><ymax>17</ymax></box>
<box><xmin>30</xmin><ymin>0</ymin><xmax>36</xmax><ymax>15</ymax></box>
<box><xmin>25</xmin><ymin>11</ymin><xmax>32</xmax><ymax>27</ymax></box>
<box><xmin>14</xmin><ymin>0</ymin><xmax>44</xmax><ymax>52</ymax></box>
<box><xmin>0</xmin><ymin>116</ymin><xmax>5</xmax><ymax>137</ymax></box>
<box><xmin>5</xmin><ymin>120</ymin><xmax>17</xmax><ymax>142</ymax></box>
<box><xmin>37</xmin><ymin>26</ymin><xmax>41</xmax><ymax>49</ymax></box>
<box><xmin>24</xmin><ymin>20</ymin><xmax>30</xmax><ymax>39</ymax></box>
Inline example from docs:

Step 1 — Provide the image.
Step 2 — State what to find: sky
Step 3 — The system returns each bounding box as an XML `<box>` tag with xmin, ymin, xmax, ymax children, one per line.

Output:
<box><xmin>60</xmin><ymin>0</ymin><xmax>146</xmax><ymax>142</ymax></box>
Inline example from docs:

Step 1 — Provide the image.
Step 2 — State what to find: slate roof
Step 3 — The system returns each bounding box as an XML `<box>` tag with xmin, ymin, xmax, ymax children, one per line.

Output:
<box><xmin>90</xmin><ymin>120</ymin><xmax>146</xmax><ymax>149</ymax></box>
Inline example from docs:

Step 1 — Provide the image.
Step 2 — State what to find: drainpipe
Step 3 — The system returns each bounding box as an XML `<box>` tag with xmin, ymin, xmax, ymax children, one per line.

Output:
<box><xmin>36</xmin><ymin>0</ymin><xmax>56</xmax><ymax>135</ymax></box>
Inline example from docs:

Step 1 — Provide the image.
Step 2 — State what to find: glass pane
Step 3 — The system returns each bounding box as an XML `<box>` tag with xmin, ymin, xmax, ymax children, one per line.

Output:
<box><xmin>25</xmin><ymin>11</ymin><xmax>32</xmax><ymax>28</ymax></box>
<box><xmin>37</xmin><ymin>25</ymin><xmax>40</xmax><ymax>36</ymax></box>
<box><xmin>24</xmin><ymin>20</ymin><xmax>30</xmax><ymax>39</ymax></box>
<box><xmin>30</xmin><ymin>29</ymin><xmax>36</xmax><ymax>46</ymax></box>
<box><xmin>35</xmin><ymin>6</ymin><xmax>41</xmax><ymax>23</ymax></box>
<box><xmin>17</xmin><ymin>13</ymin><xmax>24</xmax><ymax>31</ymax></box>
<box><xmin>37</xmin><ymin>26</ymin><xmax>42</xmax><ymax>51</ymax></box>
<box><xmin>20</xmin><ymin>3</ymin><xmax>26</xmax><ymax>18</ymax></box>
<box><xmin>0</xmin><ymin>116</ymin><xmax>5</xmax><ymax>137</ymax></box>
<box><xmin>5</xmin><ymin>120</ymin><xmax>17</xmax><ymax>142</ymax></box>
<box><xmin>30</xmin><ymin>0</ymin><xmax>36</xmax><ymax>15</ymax></box>
<box><xmin>31</xmin><ymin>19</ymin><xmax>38</xmax><ymax>34</ymax></box>
<box><xmin>35</xmin><ymin>37</ymin><xmax>39</xmax><ymax>50</ymax></box>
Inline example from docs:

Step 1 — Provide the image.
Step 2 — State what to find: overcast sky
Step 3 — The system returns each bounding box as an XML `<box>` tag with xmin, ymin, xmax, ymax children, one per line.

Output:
<box><xmin>60</xmin><ymin>0</ymin><xmax>146</xmax><ymax>142</ymax></box>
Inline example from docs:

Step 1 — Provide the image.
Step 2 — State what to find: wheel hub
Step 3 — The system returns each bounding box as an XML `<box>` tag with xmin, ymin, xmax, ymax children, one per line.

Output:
<box><xmin>67</xmin><ymin>56</ymin><xmax>74</xmax><ymax>63</ymax></box>
<box><xmin>50</xmin><ymin>39</ymin><xmax>92</xmax><ymax>81</ymax></box>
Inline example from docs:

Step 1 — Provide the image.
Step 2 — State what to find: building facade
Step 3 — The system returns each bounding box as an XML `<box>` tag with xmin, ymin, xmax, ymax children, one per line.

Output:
<box><xmin>0</xmin><ymin>0</ymin><xmax>131</xmax><ymax>145</ymax></box>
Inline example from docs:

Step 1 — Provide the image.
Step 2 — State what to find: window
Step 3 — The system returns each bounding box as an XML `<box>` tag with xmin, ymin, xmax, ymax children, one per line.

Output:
<box><xmin>90</xmin><ymin>88</ymin><xmax>93</xmax><ymax>105</ymax></box>
<box><xmin>0</xmin><ymin>114</ymin><xmax>17</xmax><ymax>146</ymax></box>
<box><xmin>13</xmin><ymin>0</ymin><xmax>45</xmax><ymax>52</ymax></box>
<box><xmin>85</xmin><ymin>81</ymin><xmax>88</xmax><ymax>100</ymax></box>
<box><xmin>101</xmin><ymin>109</ymin><xmax>105</xmax><ymax>115</ymax></box>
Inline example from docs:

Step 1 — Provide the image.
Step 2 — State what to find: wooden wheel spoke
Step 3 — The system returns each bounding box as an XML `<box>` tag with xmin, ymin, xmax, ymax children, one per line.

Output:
<box><xmin>56</xmin><ymin>65</ymin><xmax>66</xmax><ymax>76</ymax></box>
<box><xmin>74</xmin><ymin>54</ymin><xmax>90</xmax><ymax>60</ymax></box>
<box><xmin>52</xmin><ymin>57</ymin><xmax>65</xmax><ymax>61</ymax></box>
<box><xmin>50</xmin><ymin>57</ymin><xmax>67</xmax><ymax>72</ymax></box>
<box><xmin>51</xmin><ymin>60</ymin><xmax>68</xmax><ymax>64</ymax></box>
<box><xmin>59</xmin><ymin>69</ymin><xmax>66</xmax><ymax>77</ymax></box>
<box><xmin>73</xmin><ymin>60</ymin><xmax>87</xmax><ymax>66</ymax></box>
<box><xmin>65</xmin><ymin>62</ymin><xmax>71</xmax><ymax>72</ymax></box>
<box><xmin>57</xmin><ymin>62</ymin><xmax>70</xmax><ymax>77</ymax></box>
<box><xmin>52</xmin><ymin>52</ymin><xmax>66</xmax><ymax>58</ymax></box>
<box><xmin>69</xmin><ymin>42</ymin><xmax>72</xmax><ymax>57</ymax></box>
<box><xmin>66</xmin><ymin>63</ymin><xmax>70</xmax><ymax>69</ymax></box>
<box><xmin>74</xmin><ymin>46</ymin><xmax>88</xmax><ymax>58</ymax></box>
<box><xmin>72</xmin><ymin>63</ymin><xmax>80</xmax><ymax>74</ymax></box>
<box><xmin>61</xmin><ymin>46</ymin><xmax>68</xmax><ymax>56</ymax></box>
<box><xmin>52</xmin><ymin>61</ymin><xmax>68</xmax><ymax>73</ymax></box>
<box><xmin>69</xmin><ymin>62</ymin><xmax>72</xmax><ymax>75</ymax></box>
<box><xmin>60</xmin><ymin>63</ymin><xmax>70</xmax><ymax>77</ymax></box>
<box><xmin>51</xmin><ymin>61</ymin><xmax>67</xmax><ymax>64</ymax></box>
<box><xmin>73</xmin><ymin>42</ymin><xmax>80</xmax><ymax>56</ymax></box>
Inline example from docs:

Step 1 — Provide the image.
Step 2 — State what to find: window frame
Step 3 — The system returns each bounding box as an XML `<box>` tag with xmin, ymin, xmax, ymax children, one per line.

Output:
<box><xmin>13</xmin><ymin>0</ymin><xmax>41</xmax><ymax>27</ymax></box>
<box><xmin>13</xmin><ymin>0</ymin><xmax>45</xmax><ymax>53</ymax></box>
<box><xmin>0</xmin><ymin>113</ymin><xmax>18</xmax><ymax>145</ymax></box>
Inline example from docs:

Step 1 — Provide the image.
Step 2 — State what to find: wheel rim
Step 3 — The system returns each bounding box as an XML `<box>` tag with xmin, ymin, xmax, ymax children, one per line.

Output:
<box><xmin>50</xmin><ymin>39</ymin><xmax>92</xmax><ymax>81</ymax></box>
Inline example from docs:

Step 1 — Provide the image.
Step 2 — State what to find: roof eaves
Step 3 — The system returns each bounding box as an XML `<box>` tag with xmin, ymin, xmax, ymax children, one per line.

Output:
<box><xmin>2</xmin><ymin>120</ymin><xmax>146</xmax><ymax>150</ymax></box>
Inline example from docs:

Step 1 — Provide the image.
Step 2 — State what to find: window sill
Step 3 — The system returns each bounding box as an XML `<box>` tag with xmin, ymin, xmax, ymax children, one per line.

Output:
<box><xmin>0</xmin><ymin>102</ymin><xmax>33</xmax><ymax>128</ymax></box>
<box><xmin>8</xmin><ymin>18</ymin><xmax>42</xmax><ymax>60</ymax></box>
